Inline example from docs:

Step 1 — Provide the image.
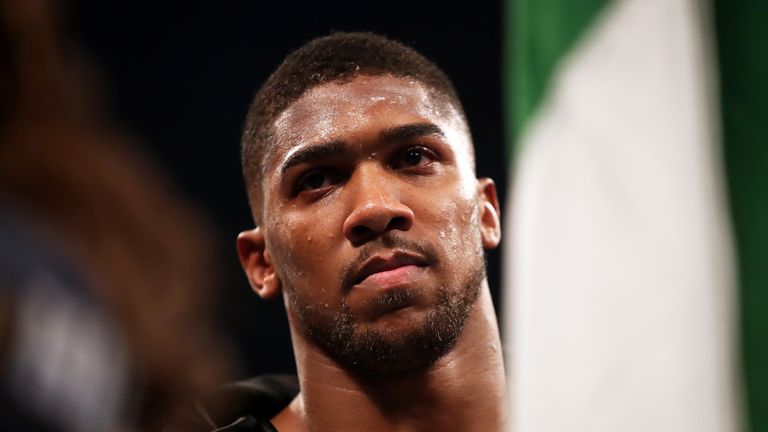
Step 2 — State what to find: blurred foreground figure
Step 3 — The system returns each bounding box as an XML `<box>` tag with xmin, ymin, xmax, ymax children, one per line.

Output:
<box><xmin>0</xmin><ymin>1</ymin><xmax>231</xmax><ymax>430</ymax></box>
<box><xmin>171</xmin><ymin>32</ymin><xmax>506</xmax><ymax>431</ymax></box>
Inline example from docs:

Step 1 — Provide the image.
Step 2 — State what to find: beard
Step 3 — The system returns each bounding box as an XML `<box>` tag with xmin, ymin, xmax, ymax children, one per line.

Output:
<box><xmin>284</xmin><ymin>234</ymin><xmax>486</xmax><ymax>374</ymax></box>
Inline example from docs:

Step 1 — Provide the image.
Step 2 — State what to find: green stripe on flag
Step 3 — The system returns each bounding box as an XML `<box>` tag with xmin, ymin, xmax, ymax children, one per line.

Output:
<box><xmin>713</xmin><ymin>2</ymin><xmax>768</xmax><ymax>431</ymax></box>
<box><xmin>504</xmin><ymin>0</ymin><xmax>611</xmax><ymax>158</ymax></box>
<box><xmin>505</xmin><ymin>0</ymin><xmax>744</xmax><ymax>430</ymax></box>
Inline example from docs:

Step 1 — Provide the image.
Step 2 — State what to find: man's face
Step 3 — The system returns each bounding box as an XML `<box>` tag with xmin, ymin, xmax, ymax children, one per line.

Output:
<box><xmin>257</xmin><ymin>74</ymin><xmax>497</xmax><ymax>373</ymax></box>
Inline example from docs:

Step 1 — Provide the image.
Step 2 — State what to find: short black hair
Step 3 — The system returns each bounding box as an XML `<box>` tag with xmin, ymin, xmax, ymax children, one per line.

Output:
<box><xmin>241</xmin><ymin>32</ymin><xmax>467</xmax><ymax>222</ymax></box>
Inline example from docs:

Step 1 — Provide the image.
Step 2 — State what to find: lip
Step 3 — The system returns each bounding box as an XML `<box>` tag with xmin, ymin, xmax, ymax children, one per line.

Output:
<box><xmin>352</xmin><ymin>252</ymin><xmax>428</xmax><ymax>288</ymax></box>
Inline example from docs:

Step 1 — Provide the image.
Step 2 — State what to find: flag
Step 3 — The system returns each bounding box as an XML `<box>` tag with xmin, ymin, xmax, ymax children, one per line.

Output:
<box><xmin>502</xmin><ymin>0</ymin><xmax>767</xmax><ymax>430</ymax></box>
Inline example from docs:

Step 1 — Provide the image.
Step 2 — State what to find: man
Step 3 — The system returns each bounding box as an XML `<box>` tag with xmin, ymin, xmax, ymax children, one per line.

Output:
<box><xmin>234</xmin><ymin>32</ymin><xmax>505</xmax><ymax>432</ymax></box>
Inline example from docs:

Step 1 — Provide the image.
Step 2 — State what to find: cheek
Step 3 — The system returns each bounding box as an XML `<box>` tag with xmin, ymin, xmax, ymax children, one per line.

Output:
<box><xmin>265</xmin><ymin>213</ymin><xmax>307</xmax><ymax>279</ymax></box>
<box><xmin>265</xmin><ymin>210</ymin><xmax>341</xmax><ymax>295</ymax></box>
<box><xmin>424</xmin><ymin>187</ymin><xmax>482</xmax><ymax>254</ymax></box>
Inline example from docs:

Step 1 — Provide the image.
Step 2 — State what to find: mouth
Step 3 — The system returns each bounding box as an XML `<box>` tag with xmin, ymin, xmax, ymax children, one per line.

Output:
<box><xmin>352</xmin><ymin>252</ymin><xmax>429</xmax><ymax>288</ymax></box>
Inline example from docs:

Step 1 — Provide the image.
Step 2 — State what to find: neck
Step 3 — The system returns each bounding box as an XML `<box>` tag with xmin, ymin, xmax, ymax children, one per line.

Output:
<box><xmin>277</xmin><ymin>282</ymin><xmax>506</xmax><ymax>432</ymax></box>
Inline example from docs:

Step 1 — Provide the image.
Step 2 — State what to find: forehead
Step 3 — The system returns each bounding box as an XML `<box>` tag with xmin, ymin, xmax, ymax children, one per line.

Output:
<box><xmin>266</xmin><ymin>74</ymin><xmax>471</xmax><ymax>174</ymax></box>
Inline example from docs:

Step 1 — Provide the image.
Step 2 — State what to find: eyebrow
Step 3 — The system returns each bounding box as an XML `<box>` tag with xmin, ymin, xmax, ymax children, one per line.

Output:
<box><xmin>279</xmin><ymin>139</ymin><xmax>347</xmax><ymax>175</ymax></box>
<box><xmin>379</xmin><ymin>123</ymin><xmax>445</xmax><ymax>143</ymax></box>
<box><xmin>277</xmin><ymin>123</ymin><xmax>445</xmax><ymax>176</ymax></box>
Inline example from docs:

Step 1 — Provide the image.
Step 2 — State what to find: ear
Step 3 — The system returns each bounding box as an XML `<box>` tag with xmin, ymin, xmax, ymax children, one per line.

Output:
<box><xmin>477</xmin><ymin>178</ymin><xmax>502</xmax><ymax>249</ymax></box>
<box><xmin>236</xmin><ymin>228</ymin><xmax>281</xmax><ymax>299</ymax></box>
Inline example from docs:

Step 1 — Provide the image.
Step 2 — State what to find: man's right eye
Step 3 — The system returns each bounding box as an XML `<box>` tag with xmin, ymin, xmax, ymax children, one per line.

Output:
<box><xmin>296</xmin><ymin>169</ymin><xmax>334</xmax><ymax>193</ymax></box>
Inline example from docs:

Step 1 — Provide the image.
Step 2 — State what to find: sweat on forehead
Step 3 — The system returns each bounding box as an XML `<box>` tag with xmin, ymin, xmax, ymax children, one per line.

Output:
<box><xmin>264</xmin><ymin>75</ymin><xmax>472</xmax><ymax>175</ymax></box>
<box><xmin>240</xmin><ymin>32</ymin><xmax>470</xmax><ymax>223</ymax></box>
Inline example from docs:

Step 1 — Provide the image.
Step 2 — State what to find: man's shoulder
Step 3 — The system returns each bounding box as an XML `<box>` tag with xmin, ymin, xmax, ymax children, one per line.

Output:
<box><xmin>166</xmin><ymin>374</ymin><xmax>299</xmax><ymax>432</ymax></box>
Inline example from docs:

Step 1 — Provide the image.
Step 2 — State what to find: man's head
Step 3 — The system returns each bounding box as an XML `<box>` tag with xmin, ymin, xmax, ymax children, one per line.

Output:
<box><xmin>237</xmin><ymin>32</ymin><xmax>501</xmax><ymax>374</ymax></box>
<box><xmin>241</xmin><ymin>32</ymin><xmax>472</xmax><ymax>222</ymax></box>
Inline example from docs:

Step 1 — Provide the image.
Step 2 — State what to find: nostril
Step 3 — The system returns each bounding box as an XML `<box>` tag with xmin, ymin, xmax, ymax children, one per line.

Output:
<box><xmin>351</xmin><ymin>225</ymin><xmax>370</xmax><ymax>240</ymax></box>
<box><xmin>386</xmin><ymin>216</ymin><xmax>410</xmax><ymax>231</ymax></box>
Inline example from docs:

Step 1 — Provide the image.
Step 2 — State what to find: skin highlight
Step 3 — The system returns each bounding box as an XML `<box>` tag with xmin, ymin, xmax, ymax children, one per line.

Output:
<box><xmin>237</xmin><ymin>74</ymin><xmax>504</xmax><ymax>431</ymax></box>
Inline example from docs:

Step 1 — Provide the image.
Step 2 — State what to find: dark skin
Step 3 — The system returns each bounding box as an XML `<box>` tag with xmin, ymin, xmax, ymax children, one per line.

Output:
<box><xmin>237</xmin><ymin>75</ymin><xmax>505</xmax><ymax>431</ymax></box>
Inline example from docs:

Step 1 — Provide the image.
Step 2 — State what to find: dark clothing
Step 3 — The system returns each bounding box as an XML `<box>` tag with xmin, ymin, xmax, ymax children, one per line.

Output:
<box><xmin>0</xmin><ymin>203</ymin><xmax>132</xmax><ymax>432</ymax></box>
<box><xmin>166</xmin><ymin>375</ymin><xmax>299</xmax><ymax>432</ymax></box>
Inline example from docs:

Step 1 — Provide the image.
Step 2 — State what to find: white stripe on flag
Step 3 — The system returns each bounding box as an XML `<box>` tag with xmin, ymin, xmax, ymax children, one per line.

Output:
<box><xmin>505</xmin><ymin>0</ymin><xmax>742</xmax><ymax>430</ymax></box>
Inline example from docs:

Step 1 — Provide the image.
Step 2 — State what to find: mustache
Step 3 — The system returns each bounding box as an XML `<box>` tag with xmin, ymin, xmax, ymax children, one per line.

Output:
<box><xmin>339</xmin><ymin>233</ymin><xmax>439</xmax><ymax>293</ymax></box>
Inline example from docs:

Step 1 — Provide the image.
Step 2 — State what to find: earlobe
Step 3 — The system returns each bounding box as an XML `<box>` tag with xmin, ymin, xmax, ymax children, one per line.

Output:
<box><xmin>236</xmin><ymin>228</ymin><xmax>282</xmax><ymax>299</ymax></box>
<box><xmin>477</xmin><ymin>178</ymin><xmax>502</xmax><ymax>249</ymax></box>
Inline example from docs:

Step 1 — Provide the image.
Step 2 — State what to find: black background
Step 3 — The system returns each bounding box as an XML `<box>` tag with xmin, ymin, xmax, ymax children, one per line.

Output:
<box><xmin>69</xmin><ymin>0</ymin><xmax>506</xmax><ymax>378</ymax></box>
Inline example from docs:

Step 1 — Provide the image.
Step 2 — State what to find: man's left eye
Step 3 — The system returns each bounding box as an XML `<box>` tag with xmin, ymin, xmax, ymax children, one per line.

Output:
<box><xmin>394</xmin><ymin>146</ymin><xmax>436</xmax><ymax>169</ymax></box>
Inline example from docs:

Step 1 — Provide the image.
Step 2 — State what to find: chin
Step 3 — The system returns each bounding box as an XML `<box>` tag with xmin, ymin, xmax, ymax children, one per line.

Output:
<box><xmin>293</xmin><ymin>257</ymin><xmax>486</xmax><ymax>375</ymax></box>
<box><xmin>345</xmin><ymin>305</ymin><xmax>461</xmax><ymax>374</ymax></box>
<box><xmin>328</xmin><ymin>286</ymin><xmax>477</xmax><ymax>374</ymax></box>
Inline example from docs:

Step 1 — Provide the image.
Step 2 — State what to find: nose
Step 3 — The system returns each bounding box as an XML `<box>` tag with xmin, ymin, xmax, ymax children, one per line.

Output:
<box><xmin>342</xmin><ymin>166</ymin><xmax>414</xmax><ymax>245</ymax></box>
